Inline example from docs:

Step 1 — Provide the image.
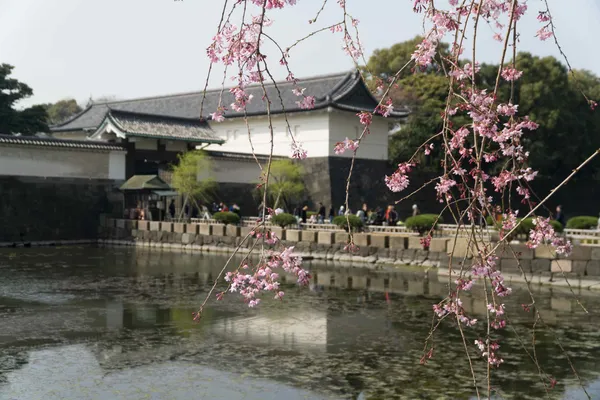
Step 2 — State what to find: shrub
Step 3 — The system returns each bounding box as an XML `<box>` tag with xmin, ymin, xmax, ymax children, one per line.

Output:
<box><xmin>405</xmin><ymin>214</ymin><xmax>443</xmax><ymax>235</ymax></box>
<box><xmin>566</xmin><ymin>216</ymin><xmax>598</xmax><ymax>230</ymax></box>
<box><xmin>271</xmin><ymin>213</ymin><xmax>298</xmax><ymax>228</ymax></box>
<box><xmin>213</xmin><ymin>211</ymin><xmax>240</xmax><ymax>225</ymax></box>
<box><xmin>333</xmin><ymin>215</ymin><xmax>364</xmax><ymax>232</ymax></box>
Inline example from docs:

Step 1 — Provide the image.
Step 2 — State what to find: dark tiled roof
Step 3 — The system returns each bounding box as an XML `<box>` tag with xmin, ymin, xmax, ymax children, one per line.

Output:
<box><xmin>51</xmin><ymin>71</ymin><xmax>409</xmax><ymax>133</ymax></box>
<box><xmin>0</xmin><ymin>134</ymin><xmax>126</xmax><ymax>151</ymax></box>
<box><xmin>103</xmin><ymin>109</ymin><xmax>224</xmax><ymax>144</ymax></box>
<box><xmin>205</xmin><ymin>150</ymin><xmax>286</xmax><ymax>162</ymax></box>
<box><xmin>119</xmin><ymin>175</ymin><xmax>171</xmax><ymax>191</ymax></box>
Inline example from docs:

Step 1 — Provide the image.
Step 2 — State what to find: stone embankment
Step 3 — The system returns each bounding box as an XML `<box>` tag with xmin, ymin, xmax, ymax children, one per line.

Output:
<box><xmin>99</xmin><ymin>218</ymin><xmax>600</xmax><ymax>290</ymax></box>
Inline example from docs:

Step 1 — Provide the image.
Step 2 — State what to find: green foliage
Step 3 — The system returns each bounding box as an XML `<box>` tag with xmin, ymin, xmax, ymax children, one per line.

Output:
<box><xmin>260</xmin><ymin>160</ymin><xmax>305</xmax><ymax>210</ymax></box>
<box><xmin>213</xmin><ymin>212</ymin><xmax>240</xmax><ymax>225</ymax></box>
<box><xmin>307</xmin><ymin>211</ymin><xmax>317</xmax><ymax>218</ymax></box>
<box><xmin>271</xmin><ymin>213</ymin><xmax>297</xmax><ymax>228</ymax></box>
<box><xmin>405</xmin><ymin>214</ymin><xmax>443</xmax><ymax>235</ymax></box>
<box><xmin>171</xmin><ymin>150</ymin><xmax>217</xmax><ymax>203</ymax></box>
<box><xmin>566</xmin><ymin>216</ymin><xmax>598</xmax><ymax>230</ymax></box>
<box><xmin>0</xmin><ymin>64</ymin><xmax>49</xmax><ymax>136</ymax></box>
<box><xmin>369</xmin><ymin>38</ymin><xmax>600</xmax><ymax>179</ymax></box>
<box><xmin>333</xmin><ymin>215</ymin><xmax>364</xmax><ymax>232</ymax></box>
<box><xmin>45</xmin><ymin>99</ymin><xmax>82</xmax><ymax>125</ymax></box>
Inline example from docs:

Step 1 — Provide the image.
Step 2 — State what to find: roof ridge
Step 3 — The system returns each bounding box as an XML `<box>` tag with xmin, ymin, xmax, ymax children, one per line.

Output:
<box><xmin>108</xmin><ymin>108</ymin><xmax>208</xmax><ymax>124</ymax></box>
<box><xmin>92</xmin><ymin>70</ymin><xmax>354</xmax><ymax>106</ymax></box>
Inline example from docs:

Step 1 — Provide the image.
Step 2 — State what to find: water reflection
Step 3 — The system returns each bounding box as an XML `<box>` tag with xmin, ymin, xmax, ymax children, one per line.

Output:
<box><xmin>0</xmin><ymin>247</ymin><xmax>599</xmax><ymax>399</ymax></box>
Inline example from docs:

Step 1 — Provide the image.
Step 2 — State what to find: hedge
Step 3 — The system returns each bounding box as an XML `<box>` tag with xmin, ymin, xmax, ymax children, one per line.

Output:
<box><xmin>405</xmin><ymin>214</ymin><xmax>443</xmax><ymax>235</ymax></box>
<box><xmin>333</xmin><ymin>215</ymin><xmax>364</xmax><ymax>232</ymax></box>
<box><xmin>213</xmin><ymin>212</ymin><xmax>241</xmax><ymax>225</ymax></box>
<box><xmin>271</xmin><ymin>213</ymin><xmax>298</xmax><ymax>228</ymax></box>
<box><xmin>566</xmin><ymin>216</ymin><xmax>598</xmax><ymax>230</ymax></box>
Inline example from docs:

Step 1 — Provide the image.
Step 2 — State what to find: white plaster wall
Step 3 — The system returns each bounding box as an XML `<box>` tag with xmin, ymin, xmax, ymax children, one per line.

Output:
<box><xmin>328</xmin><ymin>110</ymin><xmax>389</xmax><ymax>160</ymax></box>
<box><xmin>108</xmin><ymin>151</ymin><xmax>126</xmax><ymax>180</ymax></box>
<box><xmin>204</xmin><ymin>111</ymin><xmax>331</xmax><ymax>158</ymax></box>
<box><xmin>200</xmin><ymin>157</ymin><xmax>262</xmax><ymax>184</ymax></box>
<box><xmin>164</xmin><ymin>141</ymin><xmax>187</xmax><ymax>152</ymax></box>
<box><xmin>0</xmin><ymin>146</ymin><xmax>112</xmax><ymax>179</ymax></box>
<box><xmin>131</xmin><ymin>138</ymin><xmax>157</xmax><ymax>151</ymax></box>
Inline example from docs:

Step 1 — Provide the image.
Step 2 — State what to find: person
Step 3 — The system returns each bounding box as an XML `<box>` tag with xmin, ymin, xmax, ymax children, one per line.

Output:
<box><xmin>412</xmin><ymin>204</ymin><xmax>420</xmax><ymax>217</ymax></box>
<box><xmin>258</xmin><ymin>202</ymin><xmax>265</xmax><ymax>219</ymax></box>
<box><xmin>328</xmin><ymin>205</ymin><xmax>335</xmax><ymax>223</ymax></box>
<box><xmin>356</xmin><ymin>203</ymin><xmax>368</xmax><ymax>223</ymax></box>
<box><xmin>318</xmin><ymin>202</ymin><xmax>326</xmax><ymax>224</ymax></box>
<box><xmin>168</xmin><ymin>199</ymin><xmax>176</xmax><ymax>220</ymax></box>
<box><xmin>338</xmin><ymin>205</ymin><xmax>345</xmax><ymax>216</ymax></box>
<box><xmin>385</xmin><ymin>205</ymin><xmax>398</xmax><ymax>226</ymax></box>
<box><xmin>275</xmin><ymin>207</ymin><xmax>284</xmax><ymax>215</ymax></box>
<box><xmin>184</xmin><ymin>203</ymin><xmax>190</xmax><ymax>219</ymax></box>
<box><xmin>555</xmin><ymin>205</ymin><xmax>565</xmax><ymax>227</ymax></box>
<box><xmin>201</xmin><ymin>205</ymin><xmax>211</xmax><ymax>220</ymax></box>
<box><xmin>301</xmin><ymin>205</ymin><xmax>308</xmax><ymax>223</ymax></box>
<box><xmin>231</xmin><ymin>203</ymin><xmax>241</xmax><ymax>216</ymax></box>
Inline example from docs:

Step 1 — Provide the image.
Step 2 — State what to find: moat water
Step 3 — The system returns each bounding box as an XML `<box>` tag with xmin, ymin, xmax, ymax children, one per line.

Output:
<box><xmin>0</xmin><ymin>247</ymin><xmax>599</xmax><ymax>399</ymax></box>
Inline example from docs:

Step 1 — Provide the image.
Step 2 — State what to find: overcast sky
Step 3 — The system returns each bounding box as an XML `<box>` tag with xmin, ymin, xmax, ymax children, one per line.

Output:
<box><xmin>1</xmin><ymin>0</ymin><xmax>599</xmax><ymax>108</ymax></box>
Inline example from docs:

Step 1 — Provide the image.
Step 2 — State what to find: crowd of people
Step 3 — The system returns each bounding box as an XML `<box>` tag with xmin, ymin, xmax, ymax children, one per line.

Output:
<box><xmin>264</xmin><ymin>202</ymin><xmax>423</xmax><ymax>227</ymax></box>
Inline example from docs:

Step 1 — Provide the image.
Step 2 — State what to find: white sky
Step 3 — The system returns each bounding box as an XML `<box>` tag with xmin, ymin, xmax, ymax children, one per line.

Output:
<box><xmin>1</xmin><ymin>0</ymin><xmax>599</xmax><ymax>108</ymax></box>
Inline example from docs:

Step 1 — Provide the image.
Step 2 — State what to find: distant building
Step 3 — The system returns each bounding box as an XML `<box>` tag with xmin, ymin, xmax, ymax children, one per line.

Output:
<box><xmin>51</xmin><ymin>70</ymin><xmax>409</xmax><ymax>211</ymax></box>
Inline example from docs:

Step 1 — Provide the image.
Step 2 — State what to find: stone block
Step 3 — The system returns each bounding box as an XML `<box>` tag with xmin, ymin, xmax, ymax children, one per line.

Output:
<box><xmin>161</xmin><ymin>222</ymin><xmax>173</xmax><ymax>232</ymax></box>
<box><xmin>500</xmin><ymin>258</ymin><xmax>531</xmax><ymax>274</ymax></box>
<box><xmin>181</xmin><ymin>233</ymin><xmax>196</xmax><ymax>245</ymax></box>
<box><xmin>572</xmin><ymin>261</ymin><xmax>587</xmax><ymax>276</ymax></box>
<box><xmin>318</xmin><ymin>231</ymin><xmax>335</xmax><ymax>245</ymax></box>
<box><xmin>389</xmin><ymin>236</ymin><xmax>407</xmax><ymax>250</ymax></box>
<box><xmin>446</xmin><ymin>238</ymin><xmax>476</xmax><ymax>258</ymax></box>
<box><xmin>138</xmin><ymin>221</ymin><xmax>149</xmax><ymax>231</ymax></box>
<box><xmin>564</xmin><ymin>246</ymin><xmax>592</xmax><ymax>261</ymax></box>
<box><xmin>115</xmin><ymin>219</ymin><xmax>126</xmax><ymax>229</ymax></box>
<box><xmin>531</xmin><ymin>259</ymin><xmax>551</xmax><ymax>273</ymax></box>
<box><xmin>429</xmin><ymin>238</ymin><xmax>449</xmax><ymax>253</ymax></box>
<box><xmin>353</xmin><ymin>233</ymin><xmax>370</xmax><ymax>247</ymax></box>
<box><xmin>334</xmin><ymin>232</ymin><xmax>350</xmax><ymax>244</ymax></box>
<box><xmin>408</xmin><ymin>236</ymin><xmax>423</xmax><ymax>250</ymax></box>
<box><xmin>376</xmin><ymin>248</ymin><xmax>390</xmax><ymax>258</ymax></box>
<box><xmin>149</xmin><ymin>221</ymin><xmax>161</xmax><ymax>231</ymax></box>
<box><xmin>199</xmin><ymin>224</ymin><xmax>212</xmax><ymax>236</ymax></box>
<box><xmin>586</xmin><ymin>260</ymin><xmax>600</xmax><ymax>276</ymax></box>
<box><xmin>226</xmin><ymin>225</ymin><xmax>240</xmax><ymax>237</ymax></box>
<box><xmin>591</xmin><ymin>248</ymin><xmax>600</xmax><ymax>260</ymax></box>
<box><xmin>131</xmin><ymin>229</ymin><xmax>138</xmax><ymax>239</ymax></box>
<box><xmin>270</xmin><ymin>226</ymin><xmax>285</xmax><ymax>240</ymax></box>
<box><xmin>301</xmin><ymin>231</ymin><xmax>317</xmax><ymax>243</ymax></box>
<box><xmin>186</xmin><ymin>224</ymin><xmax>199</xmax><ymax>235</ymax></box>
<box><xmin>240</xmin><ymin>226</ymin><xmax>253</xmax><ymax>238</ymax></box>
<box><xmin>286</xmin><ymin>229</ymin><xmax>301</xmax><ymax>242</ymax></box>
<box><xmin>173</xmin><ymin>223</ymin><xmax>186</xmax><ymax>233</ymax></box>
<box><xmin>211</xmin><ymin>224</ymin><xmax>226</xmax><ymax>236</ymax></box>
<box><xmin>370</xmin><ymin>235</ymin><xmax>389</xmax><ymax>249</ymax></box>
<box><xmin>495</xmin><ymin>243</ymin><xmax>534</xmax><ymax>260</ymax></box>
<box><xmin>551</xmin><ymin>260</ymin><xmax>572</xmax><ymax>273</ymax></box>
<box><xmin>534</xmin><ymin>245</ymin><xmax>556</xmax><ymax>259</ymax></box>
<box><xmin>106</xmin><ymin>218</ymin><xmax>116</xmax><ymax>228</ymax></box>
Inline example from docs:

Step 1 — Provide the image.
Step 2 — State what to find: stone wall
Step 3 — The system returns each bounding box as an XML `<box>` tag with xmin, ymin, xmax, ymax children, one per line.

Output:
<box><xmin>100</xmin><ymin>220</ymin><xmax>600</xmax><ymax>289</ymax></box>
<box><xmin>0</xmin><ymin>177</ymin><xmax>120</xmax><ymax>242</ymax></box>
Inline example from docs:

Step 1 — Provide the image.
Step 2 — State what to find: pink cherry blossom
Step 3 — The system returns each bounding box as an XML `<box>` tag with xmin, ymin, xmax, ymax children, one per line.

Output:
<box><xmin>501</xmin><ymin>67</ymin><xmax>523</xmax><ymax>81</ymax></box>
<box><xmin>291</xmin><ymin>142</ymin><xmax>307</xmax><ymax>160</ymax></box>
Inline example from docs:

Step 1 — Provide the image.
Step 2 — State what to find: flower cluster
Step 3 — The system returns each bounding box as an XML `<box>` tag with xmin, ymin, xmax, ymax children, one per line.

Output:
<box><xmin>433</xmin><ymin>296</ymin><xmax>477</xmax><ymax>327</ymax></box>
<box><xmin>526</xmin><ymin>217</ymin><xmax>573</xmax><ymax>255</ymax></box>
<box><xmin>385</xmin><ymin>162</ymin><xmax>413</xmax><ymax>192</ymax></box>
<box><xmin>475</xmin><ymin>339</ymin><xmax>504</xmax><ymax>367</ymax></box>
<box><xmin>223</xmin><ymin>245</ymin><xmax>310</xmax><ymax>308</ymax></box>
<box><xmin>334</xmin><ymin>137</ymin><xmax>360</xmax><ymax>155</ymax></box>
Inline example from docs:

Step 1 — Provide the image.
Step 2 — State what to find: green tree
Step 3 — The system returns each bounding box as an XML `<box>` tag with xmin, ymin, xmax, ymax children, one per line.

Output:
<box><xmin>45</xmin><ymin>99</ymin><xmax>82</xmax><ymax>125</ymax></box>
<box><xmin>260</xmin><ymin>160</ymin><xmax>304</xmax><ymax>210</ymax></box>
<box><xmin>366</xmin><ymin>36</ymin><xmax>450</xmax><ymax>81</ymax></box>
<box><xmin>171</xmin><ymin>150</ymin><xmax>217</xmax><ymax>220</ymax></box>
<box><xmin>0</xmin><ymin>63</ymin><xmax>50</xmax><ymax>136</ymax></box>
